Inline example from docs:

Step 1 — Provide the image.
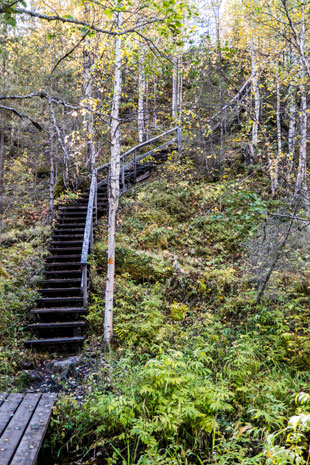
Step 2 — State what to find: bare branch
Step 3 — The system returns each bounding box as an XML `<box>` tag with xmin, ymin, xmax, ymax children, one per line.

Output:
<box><xmin>48</xmin><ymin>31</ymin><xmax>90</xmax><ymax>79</ymax></box>
<box><xmin>0</xmin><ymin>104</ymin><xmax>43</xmax><ymax>130</ymax></box>
<box><xmin>0</xmin><ymin>92</ymin><xmax>110</xmax><ymax>123</ymax></box>
<box><xmin>0</xmin><ymin>6</ymin><xmax>166</xmax><ymax>37</ymax></box>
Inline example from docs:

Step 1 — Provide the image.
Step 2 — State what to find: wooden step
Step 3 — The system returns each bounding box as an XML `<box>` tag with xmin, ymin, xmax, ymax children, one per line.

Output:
<box><xmin>24</xmin><ymin>336</ymin><xmax>85</xmax><ymax>346</ymax></box>
<box><xmin>59</xmin><ymin>206</ymin><xmax>88</xmax><ymax>211</ymax></box>
<box><xmin>40</xmin><ymin>287</ymin><xmax>81</xmax><ymax>295</ymax></box>
<box><xmin>44</xmin><ymin>271</ymin><xmax>82</xmax><ymax>278</ymax></box>
<box><xmin>49</xmin><ymin>241</ymin><xmax>83</xmax><ymax>247</ymax></box>
<box><xmin>53</xmin><ymin>228</ymin><xmax>85</xmax><ymax>233</ymax></box>
<box><xmin>58</xmin><ymin>213</ymin><xmax>88</xmax><ymax>218</ymax></box>
<box><xmin>48</xmin><ymin>248</ymin><xmax>82</xmax><ymax>254</ymax></box>
<box><xmin>36</xmin><ymin>297</ymin><xmax>83</xmax><ymax>306</ymax></box>
<box><xmin>46</xmin><ymin>255</ymin><xmax>81</xmax><ymax>261</ymax></box>
<box><xmin>41</xmin><ymin>279</ymin><xmax>81</xmax><ymax>286</ymax></box>
<box><xmin>51</xmin><ymin>235</ymin><xmax>84</xmax><ymax>240</ymax></box>
<box><xmin>45</xmin><ymin>262</ymin><xmax>82</xmax><ymax>268</ymax></box>
<box><xmin>27</xmin><ymin>321</ymin><xmax>86</xmax><ymax>330</ymax></box>
<box><xmin>53</xmin><ymin>223</ymin><xmax>86</xmax><ymax>228</ymax></box>
<box><xmin>31</xmin><ymin>307</ymin><xmax>87</xmax><ymax>315</ymax></box>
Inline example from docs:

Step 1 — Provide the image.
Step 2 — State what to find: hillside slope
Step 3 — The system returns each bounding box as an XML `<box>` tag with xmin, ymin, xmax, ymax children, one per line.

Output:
<box><xmin>41</xmin><ymin>154</ymin><xmax>310</xmax><ymax>464</ymax></box>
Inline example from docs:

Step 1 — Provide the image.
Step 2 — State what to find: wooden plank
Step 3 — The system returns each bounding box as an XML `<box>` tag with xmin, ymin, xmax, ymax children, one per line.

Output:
<box><xmin>0</xmin><ymin>394</ymin><xmax>24</xmax><ymax>436</ymax></box>
<box><xmin>0</xmin><ymin>393</ymin><xmax>8</xmax><ymax>407</ymax></box>
<box><xmin>11</xmin><ymin>393</ymin><xmax>57</xmax><ymax>465</ymax></box>
<box><xmin>0</xmin><ymin>393</ymin><xmax>41</xmax><ymax>465</ymax></box>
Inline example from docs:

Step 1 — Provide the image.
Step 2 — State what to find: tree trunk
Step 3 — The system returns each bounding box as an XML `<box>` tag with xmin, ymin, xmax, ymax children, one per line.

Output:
<box><xmin>49</xmin><ymin>129</ymin><xmax>55</xmax><ymax>223</ymax></box>
<box><xmin>153</xmin><ymin>71</ymin><xmax>157</xmax><ymax>130</ymax></box>
<box><xmin>104</xmin><ymin>8</ymin><xmax>122</xmax><ymax>348</ymax></box>
<box><xmin>83</xmin><ymin>42</ymin><xmax>96</xmax><ymax>172</ymax></box>
<box><xmin>172</xmin><ymin>55</ymin><xmax>178</xmax><ymax>120</ymax></box>
<box><xmin>288</xmin><ymin>89</ymin><xmax>296</xmax><ymax>175</ymax></box>
<box><xmin>274</xmin><ymin>76</ymin><xmax>281</xmax><ymax>193</ymax></box>
<box><xmin>0</xmin><ymin>23</ymin><xmax>7</xmax><ymax>216</ymax></box>
<box><xmin>294</xmin><ymin>0</ymin><xmax>307</xmax><ymax>198</ymax></box>
<box><xmin>177</xmin><ymin>54</ymin><xmax>183</xmax><ymax>120</ymax></box>
<box><xmin>295</xmin><ymin>85</ymin><xmax>307</xmax><ymax>197</ymax></box>
<box><xmin>138</xmin><ymin>49</ymin><xmax>145</xmax><ymax>143</ymax></box>
<box><xmin>251</xmin><ymin>40</ymin><xmax>260</xmax><ymax>148</ymax></box>
<box><xmin>145</xmin><ymin>78</ymin><xmax>149</xmax><ymax>140</ymax></box>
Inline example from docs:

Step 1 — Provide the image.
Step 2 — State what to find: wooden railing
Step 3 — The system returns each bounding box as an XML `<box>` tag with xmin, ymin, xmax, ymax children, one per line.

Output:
<box><xmin>80</xmin><ymin>126</ymin><xmax>181</xmax><ymax>307</ymax></box>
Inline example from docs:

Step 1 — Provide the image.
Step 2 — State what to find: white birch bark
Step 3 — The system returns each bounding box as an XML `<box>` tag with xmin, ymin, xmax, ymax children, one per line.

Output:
<box><xmin>153</xmin><ymin>71</ymin><xmax>157</xmax><ymax>129</ymax></box>
<box><xmin>251</xmin><ymin>40</ymin><xmax>260</xmax><ymax>148</ymax></box>
<box><xmin>274</xmin><ymin>71</ymin><xmax>281</xmax><ymax>193</ymax></box>
<box><xmin>294</xmin><ymin>0</ymin><xmax>307</xmax><ymax>198</ymax></box>
<box><xmin>177</xmin><ymin>54</ymin><xmax>183</xmax><ymax>120</ymax></box>
<box><xmin>83</xmin><ymin>43</ymin><xmax>96</xmax><ymax>172</ymax></box>
<box><xmin>172</xmin><ymin>55</ymin><xmax>178</xmax><ymax>120</ymax></box>
<box><xmin>138</xmin><ymin>49</ymin><xmax>145</xmax><ymax>143</ymax></box>
<box><xmin>288</xmin><ymin>90</ymin><xmax>296</xmax><ymax>165</ymax></box>
<box><xmin>145</xmin><ymin>78</ymin><xmax>149</xmax><ymax>140</ymax></box>
<box><xmin>295</xmin><ymin>82</ymin><xmax>307</xmax><ymax>197</ymax></box>
<box><xmin>0</xmin><ymin>32</ymin><xmax>6</xmax><ymax>215</ymax></box>
<box><xmin>104</xmin><ymin>8</ymin><xmax>122</xmax><ymax>348</ymax></box>
<box><xmin>49</xmin><ymin>129</ymin><xmax>55</xmax><ymax>223</ymax></box>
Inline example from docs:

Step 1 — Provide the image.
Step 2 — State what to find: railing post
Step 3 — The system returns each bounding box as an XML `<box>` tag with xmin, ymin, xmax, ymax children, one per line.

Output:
<box><xmin>94</xmin><ymin>173</ymin><xmax>98</xmax><ymax>225</ymax></box>
<box><xmin>82</xmin><ymin>264</ymin><xmax>88</xmax><ymax>308</ymax></box>
<box><xmin>133</xmin><ymin>150</ymin><xmax>137</xmax><ymax>183</ymax></box>
<box><xmin>177</xmin><ymin>126</ymin><xmax>182</xmax><ymax>156</ymax></box>
<box><xmin>121</xmin><ymin>156</ymin><xmax>125</xmax><ymax>193</ymax></box>
<box><xmin>90</xmin><ymin>218</ymin><xmax>94</xmax><ymax>255</ymax></box>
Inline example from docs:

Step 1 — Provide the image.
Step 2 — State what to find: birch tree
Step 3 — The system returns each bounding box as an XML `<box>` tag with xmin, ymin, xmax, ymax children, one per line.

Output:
<box><xmin>104</xmin><ymin>5</ymin><xmax>122</xmax><ymax>348</ymax></box>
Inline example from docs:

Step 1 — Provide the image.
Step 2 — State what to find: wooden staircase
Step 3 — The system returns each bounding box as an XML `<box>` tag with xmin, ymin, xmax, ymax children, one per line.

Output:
<box><xmin>24</xmin><ymin>187</ymin><xmax>108</xmax><ymax>348</ymax></box>
<box><xmin>25</xmin><ymin>127</ymin><xmax>181</xmax><ymax>349</ymax></box>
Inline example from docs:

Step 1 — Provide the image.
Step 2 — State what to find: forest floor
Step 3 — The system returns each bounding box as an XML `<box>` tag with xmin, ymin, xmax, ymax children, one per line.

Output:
<box><xmin>2</xmin><ymin>141</ymin><xmax>310</xmax><ymax>464</ymax></box>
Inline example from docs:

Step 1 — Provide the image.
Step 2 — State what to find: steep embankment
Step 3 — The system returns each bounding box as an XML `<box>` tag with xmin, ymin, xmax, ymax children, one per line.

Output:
<box><xmin>44</xmin><ymin>154</ymin><xmax>310</xmax><ymax>464</ymax></box>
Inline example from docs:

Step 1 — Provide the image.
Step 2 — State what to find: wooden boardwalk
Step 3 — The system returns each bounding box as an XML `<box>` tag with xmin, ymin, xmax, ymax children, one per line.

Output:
<box><xmin>0</xmin><ymin>392</ymin><xmax>57</xmax><ymax>465</ymax></box>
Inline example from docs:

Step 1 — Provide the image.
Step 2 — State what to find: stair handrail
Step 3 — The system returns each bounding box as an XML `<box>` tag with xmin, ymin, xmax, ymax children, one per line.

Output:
<box><xmin>80</xmin><ymin>125</ymin><xmax>182</xmax><ymax>307</ymax></box>
<box><xmin>97</xmin><ymin>126</ymin><xmax>181</xmax><ymax>180</ymax></box>
<box><xmin>81</xmin><ymin>169</ymin><xmax>97</xmax><ymax>306</ymax></box>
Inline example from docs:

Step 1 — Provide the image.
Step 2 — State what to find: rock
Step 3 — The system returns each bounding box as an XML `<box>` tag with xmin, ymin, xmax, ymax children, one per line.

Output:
<box><xmin>45</xmin><ymin>356</ymin><xmax>80</xmax><ymax>375</ymax></box>
<box><xmin>28</xmin><ymin>370</ymin><xmax>43</xmax><ymax>382</ymax></box>
<box><xmin>21</xmin><ymin>359</ymin><xmax>35</xmax><ymax>370</ymax></box>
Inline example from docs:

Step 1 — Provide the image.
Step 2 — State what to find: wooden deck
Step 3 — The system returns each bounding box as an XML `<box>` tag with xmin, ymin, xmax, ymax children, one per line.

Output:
<box><xmin>0</xmin><ymin>392</ymin><xmax>57</xmax><ymax>465</ymax></box>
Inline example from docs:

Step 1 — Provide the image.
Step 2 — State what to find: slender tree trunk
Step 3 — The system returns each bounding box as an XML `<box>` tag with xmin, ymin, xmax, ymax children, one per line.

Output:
<box><xmin>294</xmin><ymin>0</ymin><xmax>307</xmax><ymax>198</ymax></box>
<box><xmin>83</xmin><ymin>42</ymin><xmax>96</xmax><ymax>171</ymax></box>
<box><xmin>177</xmin><ymin>54</ymin><xmax>183</xmax><ymax>120</ymax></box>
<box><xmin>274</xmin><ymin>76</ymin><xmax>281</xmax><ymax>192</ymax></box>
<box><xmin>145</xmin><ymin>78</ymin><xmax>149</xmax><ymax>140</ymax></box>
<box><xmin>288</xmin><ymin>89</ymin><xmax>296</xmax><ymax>174</ymax></box>
<box><xmin>172</xmin><ymin>55</ymin><xmax>178</xmax><ymax>120</ymax></box>
<box><xmin>295</xmin><ymin>85</ymin><xmax>307</xmax><ymax>197</ymax></box>
<box><xmin>104</xmin><ymin>8</ymin><xmax>122</xmax><ymax>348</ymax></box>
<box><xmin>49</xmin><ymin>129</ymin><xmax>55</xmax><ymax>223</ymax></box>
<box><xmin>0</xmin><ymin>24</ymin><xmax>7</xmax><ymax>215</ymax></box>
<box><xmin>138</xmin><ymin>49</ymin><xmax>145</xmax><ymax>143</ymax></box>
<box><xmin>0</xmin><ymin>117</ymin><xmax>4</xmax><ymax>216</ymax></box>
<box><xmin>48</xmin><ymin>98</ymin><xmax>70</xmax><ymax>183</ymax></box>
<box><xmin>251</xmin><ymin>40</ymin><xmax>260</xmax><ymax>148</ymax></box>
<box><xmin>153</xmin><ymin>71</ymin><xmax>157</xmax><ymax>129</ymax></box>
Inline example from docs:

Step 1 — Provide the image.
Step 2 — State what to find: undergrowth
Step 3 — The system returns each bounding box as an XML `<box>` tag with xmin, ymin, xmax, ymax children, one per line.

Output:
<box><xmin>46</xmin><ymin>159</ymin><xmax>310</xmax><ymax>464</ymax></box>
<box><xmin>0</xmin><ymin>226</ymin><xmax>49</xmax><ymax>389</ymax></box>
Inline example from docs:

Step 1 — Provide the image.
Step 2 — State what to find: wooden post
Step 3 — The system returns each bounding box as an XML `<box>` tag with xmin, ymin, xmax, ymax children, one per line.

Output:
<box><xmin>121</xmin><ymin>156</ymin><xmax>125</xmax><ymax>193</ymax></box>
<box><xmin>94</xmin><ymin>173</ymin><xmax>98</xmax><ymax>225</ymax></box>
<box><xmin>82</xmin><ymin>264</ymin><xmax>88</xmax><ymax>308</ymax></box>
<box><xmin>90</xmin><ymin>219</ymin><xmax>94</xmax><ymax>254</ymax></box>
<box><xmin>134</xmin><ymin>150</ymin><xmax>137</xmax><ymax>183</ymax></box>
<box><xmin>177</xmin><ymin>126</ymin><xmax>182</xmax><ymax>156</ymax></box>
